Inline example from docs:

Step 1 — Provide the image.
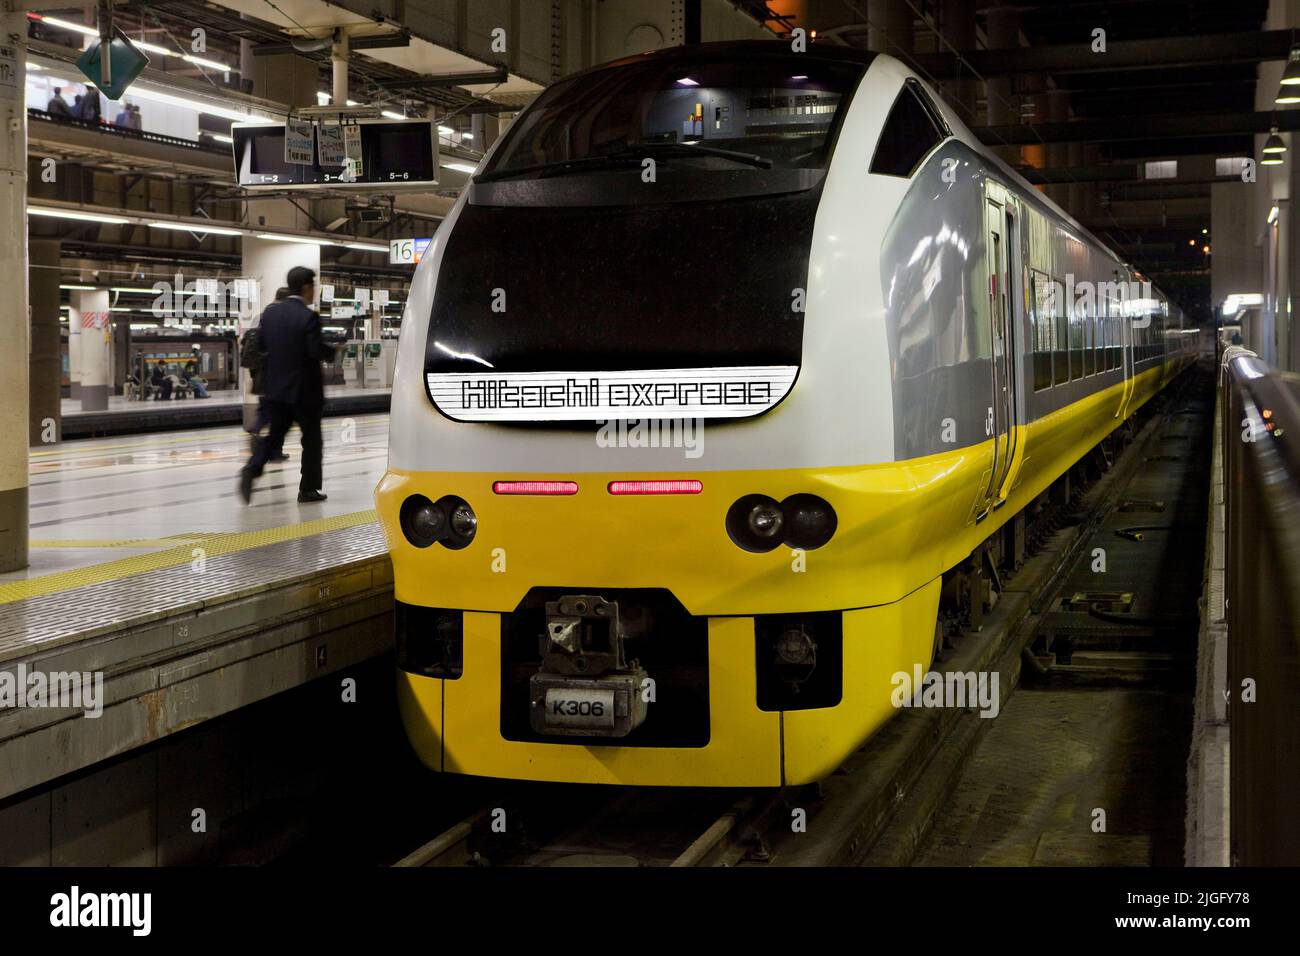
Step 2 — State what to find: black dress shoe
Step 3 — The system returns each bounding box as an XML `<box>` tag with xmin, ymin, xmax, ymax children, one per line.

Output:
<box><xmin>272</xmin><ymin>452</ymin><xmax>290</xmax><ymax>462</ymax></box>
<box><xmin>297</xmin><ymin>490</ymin><xmax>328</xmax><ymax>503</ymax></box>
<box><xmin>238</xmin><ymin>469</ymin><xmax>253</xmax><ymax>504</ymax></box>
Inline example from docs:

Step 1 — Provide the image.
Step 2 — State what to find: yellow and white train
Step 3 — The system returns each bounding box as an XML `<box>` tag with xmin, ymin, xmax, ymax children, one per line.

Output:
<box><xmin>375</xmin><ymin>41</ymin><xmax>1195</xmax><ymax>786</ymax></box>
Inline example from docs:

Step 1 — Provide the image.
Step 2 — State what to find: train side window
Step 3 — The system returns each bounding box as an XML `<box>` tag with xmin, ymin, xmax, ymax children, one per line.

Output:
<box><xmin>1052</xmin><ymin>275</ymin><xmax>1069</xmax><ymax>386</ymax></box>
<box><xmin>870</xmin><ymin>82</ymin><xmax>944</xmax><ymax>178</ymax></box>
<box><xmin>1031</xmin><ymin>270</ymin><xmax>1053</xmax><ymax>391</ymax></box>
<box><xmin>1068</xmin><ymin>292</ymin><xmax>1083</xmax><ymax>380</ymax></box>
<box><xmin>1094</xmin><ymin>299</ymin><xmax>1105</xmax><ymax>372</ymax></box>
<box><xmin>1082</xmin><ymin>301</ymin><xmax>1094</xmax><ymax>376</ymax></box>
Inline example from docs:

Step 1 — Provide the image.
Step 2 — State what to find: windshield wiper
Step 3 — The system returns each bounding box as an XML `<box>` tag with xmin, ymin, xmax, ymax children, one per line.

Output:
<box><xmin>474</xmin><ymin>142</ymin><xmax>774</xmax><ymax>183</ymax></box>
<box><xmin>634</xmin><ymin>141</ymin><xmax>774</xmax><ymax>169</ymax></box>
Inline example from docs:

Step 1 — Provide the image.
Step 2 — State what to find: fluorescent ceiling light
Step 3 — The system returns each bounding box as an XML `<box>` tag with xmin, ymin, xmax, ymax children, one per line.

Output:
<box><xmin>29</xmin><ymin>206</ymin><xmax>130</xmax><ymax>224</ymax></box>
<box><xmin>38</xmin><ymin>15</ymin><xmax>232</xmax><ymax>72</ymax></box>
<box><xmin>676</xmin><ymin>77</ymin><xmax>699</xmax><ymax>86</ymax></box>
<box><xmin>36</xmin><ymin>16</ymin><xmax>95</xmax><ymax>37</ymax></box>
<box><xmin>149</xmin><ymin>221</ymin><xmax>243</xmax><ymax>236</ymax></box>
<box><xmin>381</xmin><ymin>110</ymin><xmax>405</xmax><ymax>120</ymax></box>
<box><xmin>60</xmin><ymin>284</ymin><xmax>97</xmax><ymax>291</ymax></box>
<box><xmin>344</xmin><ymin>242</ymin><xmax>389</xmax><ymax>253</ymax></box>
<box><xmin>212</xmin><ymin>133</ymin><xmax>233</xmax><ymax>144</ymax></box>
<box><xmin>441</xmin><ymin>161</ymin><xmax>477</xmax><ymax>173</ymax></box>
<box><xmin>181</xmin><ymin>54</ymin><xmax>231</xmax><ymax>72</ymax></box>
<box><xmin>256</xmin><ymin>233</ymin><xmax>332</xmax><ymax>246</ymax></box>
<box><xmin>111</xmin><ymin>286</ymin><xmax>159</xmax><ymax>294</ymax></box>
<box><xmin>438</xmin><ymin>125</ymin><xmax>455</xmax><ymax>135</ymax></box>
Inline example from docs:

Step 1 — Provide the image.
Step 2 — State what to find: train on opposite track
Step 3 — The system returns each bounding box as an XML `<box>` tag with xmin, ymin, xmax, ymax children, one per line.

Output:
<box><xmin>375</xmin><ymin>40</ymin><xmax>1195</xmax><ymax>787</ymax></box>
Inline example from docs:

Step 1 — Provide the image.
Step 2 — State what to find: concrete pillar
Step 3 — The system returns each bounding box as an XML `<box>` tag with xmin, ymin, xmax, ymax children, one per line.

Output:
<box><xmin>866</xmin><ymin>0</ymin><xmax>912</xmax><ymax>56</ymax></box>
<box><xmin>332</xmin><ymin>30</ymin><xmax>349</xmax><ymax>105</ymax></box>
<box><xmin>69</xmin><ymin>310</ymin><xmax>80</xmax><ymax>399</ymax></box>
<box><xmin>0</xmin><ymin>10</ymin><xmax>29</xmax><ymax>573</ymax></box>
<box><xmin>114</xmin><ymin>316</ymin><xmax>129</xmax><ymax>396</ymax></box>
<box><xmin>75</xmin><ymin>289</ymin><xmax>111</xmax><ymax>411</ymax></box>
<box><xmin>240</xmin><ymin>238</ymin><xmax>322</xmax><ymax>426</ymax></box>
<box><xmin>244</xmin><ymin>53</ymin><xmax>323</xmax><ymax>430</ymax></box>
<box><xmin>29</xmin><ymin>240</ymin><xmax>62</xmax><ymax>446</ymax></box>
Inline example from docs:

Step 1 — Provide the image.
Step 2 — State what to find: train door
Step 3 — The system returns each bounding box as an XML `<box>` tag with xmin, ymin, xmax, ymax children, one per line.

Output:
<box><xmin>1117</xmin><ymin>289</ymin><xmax>1136</xmax><ymax>419</ymax></box>
<box><xmin>980</xmin><ymin>185</ymin><xmax>1024</xmax><ymax>519</ymax></box>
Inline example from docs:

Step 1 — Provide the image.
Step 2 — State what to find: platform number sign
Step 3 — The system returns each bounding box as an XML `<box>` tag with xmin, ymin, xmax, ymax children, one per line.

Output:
<box><xmin>390</xmin><ymin>238</ymin><xmax>431</xmax><ymax>265</ymax></box>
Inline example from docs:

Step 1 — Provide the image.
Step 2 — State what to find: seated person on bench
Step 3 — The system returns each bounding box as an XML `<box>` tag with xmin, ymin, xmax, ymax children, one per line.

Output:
<box><xmin>150</xmin><ymin>361</ymin><xmax>172</xmax><ymax>400</ymax></box>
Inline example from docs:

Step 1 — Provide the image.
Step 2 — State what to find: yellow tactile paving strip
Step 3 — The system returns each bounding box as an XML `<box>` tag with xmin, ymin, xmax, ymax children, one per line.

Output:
<box><xmin>0</xmin><ymin>509</ymin><xmax>380</xmax><ymax>607</ymax></box>
<box><xmin>29</xmin><ymin>535</ymin><xmax>209</xmax><ymax>549</ymax></box>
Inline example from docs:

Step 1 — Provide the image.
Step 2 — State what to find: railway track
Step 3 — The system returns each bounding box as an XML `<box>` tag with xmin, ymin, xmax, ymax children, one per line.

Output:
<box><xmin>393</xmin><ymin>369</ymin><xmax>1206</xmax><ymax>868</ymax></box>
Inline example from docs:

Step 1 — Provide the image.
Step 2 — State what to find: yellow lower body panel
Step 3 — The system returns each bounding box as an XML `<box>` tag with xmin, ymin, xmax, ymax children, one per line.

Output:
<box><xmin>395</xmin><ymin>580</ymin><xmax>942</xmax><ymax>787</ymax></box>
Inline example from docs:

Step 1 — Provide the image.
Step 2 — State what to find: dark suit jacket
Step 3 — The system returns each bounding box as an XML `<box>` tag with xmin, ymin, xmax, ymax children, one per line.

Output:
<box><xmin>259</xmin><ymin>297</ymin><xmax>337</xmax><ymax>408</ymax></box>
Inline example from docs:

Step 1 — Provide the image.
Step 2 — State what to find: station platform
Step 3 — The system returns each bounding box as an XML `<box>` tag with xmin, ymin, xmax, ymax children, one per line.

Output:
<box><xmin>0</xmin><ymin>416</ymin><xmax>395</xmax><ymax>802</ymax></box>
<box><xmin>60</xmin><ymin>386</ymin><xmax>391</xmax><ymax>439</ymax></box>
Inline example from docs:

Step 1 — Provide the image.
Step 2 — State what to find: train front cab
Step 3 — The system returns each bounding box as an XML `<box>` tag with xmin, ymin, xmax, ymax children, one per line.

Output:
<box><xmin>379</xmin><ymin>464</ymin><xmax>955</xmax><ymax>789</ymax></box>
<box><xmin>379</xmin><ymin>339</ymin><xmax>1188</xmax><ymax>788</ymax></box>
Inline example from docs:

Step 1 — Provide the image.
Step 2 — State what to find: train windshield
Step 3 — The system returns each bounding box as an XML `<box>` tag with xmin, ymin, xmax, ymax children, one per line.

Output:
<box><xmin>474</xmin><ymin>52</ymin><xmax>868</xmax><ymax>203</ymax></box>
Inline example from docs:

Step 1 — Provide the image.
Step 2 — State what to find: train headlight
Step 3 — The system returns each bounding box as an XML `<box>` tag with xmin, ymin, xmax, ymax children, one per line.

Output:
<box><xmin>726</xmin><ymin>494</ymin><xmax>785</xmax><ymax>552</ymax></box>
<box><xmin>726</xmin><ymin>493</ymin><xmax>838</xmax><ymax>553</ymax></box>
<box><xmin>776</xmin><ymin>626</ymin><xmax>817</xmax><ymax>666</ymax></box>
<box><xmin>781</xmin><ymin>494</ymin><xmax>838</xmax><ymax>550</ymax></box>
<box><xmin>400</xmin><ymin>495</ymin><xmax>447</xmax><ymax>548</ymax></box>
<box><xmin>439</xmin><ymin>496</ymin><xmax>478</xmax><ymax>550</ymax></box>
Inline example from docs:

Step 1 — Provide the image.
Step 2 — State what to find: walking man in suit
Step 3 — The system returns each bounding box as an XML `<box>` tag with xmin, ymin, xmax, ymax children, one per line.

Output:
<box><xmin>239</xmin><ymin>267</ymin><xmax>336</xmax><ymax>504</ymax></box>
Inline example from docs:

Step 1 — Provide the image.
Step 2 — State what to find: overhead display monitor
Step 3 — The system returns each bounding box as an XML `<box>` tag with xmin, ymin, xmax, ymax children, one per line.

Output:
<box><xmin>231</xmin><ymin>119</ymin><xmax>440</xmax><ymax>191</ymax></box>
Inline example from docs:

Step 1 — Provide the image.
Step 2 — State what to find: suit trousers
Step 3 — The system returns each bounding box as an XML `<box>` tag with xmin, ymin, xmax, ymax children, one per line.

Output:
<box><xmin>246</xmin><ymin>400</ymin><xmax>324</xmax><ymax>493</ymax></box>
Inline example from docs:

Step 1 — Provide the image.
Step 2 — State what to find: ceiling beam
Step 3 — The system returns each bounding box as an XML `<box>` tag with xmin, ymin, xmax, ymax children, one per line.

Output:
<box><xmin>905</xmin><ymin>29</ymin><xmax>1291</xmax><ymax>77</ymax></box>
<box><xmin>976</xmin><ymin>109</ymin><xmax>1300</xmax><ymax>145</ymax></box>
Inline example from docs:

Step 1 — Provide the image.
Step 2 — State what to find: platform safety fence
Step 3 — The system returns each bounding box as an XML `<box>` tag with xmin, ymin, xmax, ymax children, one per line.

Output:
<box><xmin>1220</xmin><ymin>347</ymin><xmax>1300</xmax><ymax>865</ymax></box>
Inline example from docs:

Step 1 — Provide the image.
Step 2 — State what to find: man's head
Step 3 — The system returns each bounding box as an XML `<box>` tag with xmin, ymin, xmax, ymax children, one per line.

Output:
<box><xmin>274</xmin><ymin>286</ymin><xmax>289</xmax><ymax>302</ymax></box>
<box><xmin>286</xmin><ymin>266</ymin><xmax>316</xmax><ymax>304</ymax></box>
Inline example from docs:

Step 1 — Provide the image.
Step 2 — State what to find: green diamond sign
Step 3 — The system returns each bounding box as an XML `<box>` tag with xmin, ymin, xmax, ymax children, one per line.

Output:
<box><xmin>75</xmin><ymin>30</ymin><xmax>149</xmax><ymax>102</ymax></box>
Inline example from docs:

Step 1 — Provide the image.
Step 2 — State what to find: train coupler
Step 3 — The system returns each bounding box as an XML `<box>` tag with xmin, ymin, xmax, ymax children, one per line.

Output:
<box><xmin>528</xmin><ymin>594</ymin><xmax>649</xmax><ymax>738</ymax></box>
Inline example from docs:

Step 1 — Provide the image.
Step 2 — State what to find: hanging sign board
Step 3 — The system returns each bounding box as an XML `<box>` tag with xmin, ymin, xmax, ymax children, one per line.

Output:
<box><xmin>233</xmin><ymin>119</ymin><xmax>438</xmax><ymax>190</ymax></box>
<box><xmin>284</xmin><ymin>120</ymin><xmax>315</xmax><ymax>165</ymax></box>
<box><xmin>317</xmin><ymin>123</ymin><xmax>346</xmax><ymax>166</ymax></box>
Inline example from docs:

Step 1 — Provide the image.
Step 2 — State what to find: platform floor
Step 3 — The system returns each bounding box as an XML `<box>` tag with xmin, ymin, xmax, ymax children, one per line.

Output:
<box><xmin>3</xmin><ymin>413</ymin><xmax>389</xmax><ymax>589</ymax></box>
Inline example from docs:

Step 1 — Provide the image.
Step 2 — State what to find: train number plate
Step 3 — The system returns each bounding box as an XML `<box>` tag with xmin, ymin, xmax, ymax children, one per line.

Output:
<box><xmin>543</xmin><ymin>687</ymin><xmax>616</xmax><ymax>730</ymax></box>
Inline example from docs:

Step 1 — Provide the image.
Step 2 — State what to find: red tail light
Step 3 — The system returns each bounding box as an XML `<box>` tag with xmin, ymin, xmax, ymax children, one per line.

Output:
<box><xmin>492</xmin><ymin>480</ymin><xmax>579</xmax><ymax>495</ymax></box>
<box><xmin>608</xmin><ymin>480</ymin><xmax>703</xmax><ymax>495</ymax></box>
